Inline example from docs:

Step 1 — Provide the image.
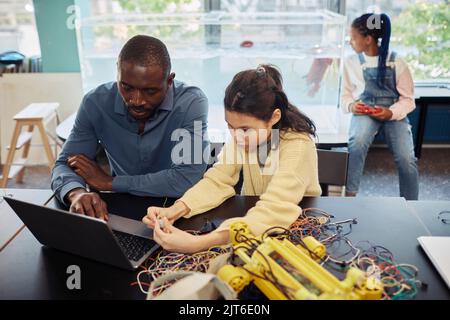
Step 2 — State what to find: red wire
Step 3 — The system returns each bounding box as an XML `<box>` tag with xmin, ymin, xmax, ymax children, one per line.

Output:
<box><xmin>130</xmin><ymin>281</ymin><xmax>150</xmax><ymax>287</ymax></box>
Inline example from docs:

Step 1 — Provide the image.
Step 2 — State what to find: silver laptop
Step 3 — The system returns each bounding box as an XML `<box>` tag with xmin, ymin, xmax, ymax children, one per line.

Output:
<box><xmin>417</xmin><ymin>236</ymin><xmax>450</xmax><ymax>289</ymax></box>
<box><xmin>4</xmin><ymin>196</ymin><xmax>159</xmax><ymax>271</ymax></box>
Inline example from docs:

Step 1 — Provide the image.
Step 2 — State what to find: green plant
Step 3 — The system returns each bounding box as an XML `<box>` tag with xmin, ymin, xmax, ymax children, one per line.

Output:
<box><xmin>102</xmin><ymin>1</ymin><xmax>203</xmax><ymax>43</ymax></box>
<box><xmin>392</xmin><ymin>1</ymin><xmax>449</xmax><ymax>80</ymax></box>
<box><xmin>117</xmin><ymin>0</ymin><xmax>200</xmax><ymax>13</ymax></box>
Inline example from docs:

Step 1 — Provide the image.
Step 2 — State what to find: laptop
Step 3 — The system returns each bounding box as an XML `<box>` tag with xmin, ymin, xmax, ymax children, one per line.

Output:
<box><xmin>4</xmin><ymin>196</ymin><xmax>159</xmax><ymax>271</ymax></box>
<box><xmin>417</xmin><ymin>236</ymin><xmax>450</xmax><ymax>289</ymax></box>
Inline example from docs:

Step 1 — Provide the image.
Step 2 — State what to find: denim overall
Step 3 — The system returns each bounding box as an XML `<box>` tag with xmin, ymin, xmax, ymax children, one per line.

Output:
<box><xmin>359</xmin><ymin>51</ymin><xmax>399</xmax><ymax>107</ymax></box>
<box><xmin>346</xmin><ymin>52</ymin><xmax>419</xmax><ymax>200</ymax></box>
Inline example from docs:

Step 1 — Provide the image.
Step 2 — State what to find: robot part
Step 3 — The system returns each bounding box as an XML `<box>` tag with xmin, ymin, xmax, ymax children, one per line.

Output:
<box><xmin>217</xmin><ymin>221</ymin><xmax>383</xmax><ymax>300</ymax></box>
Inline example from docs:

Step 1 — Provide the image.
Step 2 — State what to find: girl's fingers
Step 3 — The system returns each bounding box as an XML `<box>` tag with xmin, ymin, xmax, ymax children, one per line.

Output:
<box><xmin>147</xmin><ymin>207</ymin><xmax>169</xmax><ymax>224</ymax></box>
<box><xmin>146</xmin><ymin>210</ymin><xmax>158</xmax><ymax>222</ymax></box>
<box><xmin>147</xmin><ymin>207</ymin><xmax>159</xmax><ymax>216</ymax></box>
<box><xmin>162</xmin><ymin>217</ymin><xmax>173</xmax><ymax>233</ymax></box>
<box><xmin>152</xmin><ymin>218</ymin><xmax>160</xmax><ymax>237</ymax></box>
<box><xmin>152</xmin><ymin>228</ymin><xmax>162</xmax><ymax>245</ymax></box>
<box><xmin>142</xmin><ymin>216</ymin><xmax>155</xmax><ymax>228</ymax></box>
<box><xmin>153</xmin><ymin>219</ymin><xmax>165</xmax><ymax>240</ymax></box>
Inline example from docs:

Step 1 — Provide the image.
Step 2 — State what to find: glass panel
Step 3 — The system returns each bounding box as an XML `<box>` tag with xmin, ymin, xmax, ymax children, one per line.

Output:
<box><xmin>0</xmin><ymin>0</ymin><xmax>40</xmax><ymax>57</ymax></box>
<box><xmin>346</xmin><ymin>0</ymin><xmax>449</xmax><ymax>83</ymax></box>
<box><xmin>75</xmin><ymin>1</ymin><xmax>347</xmax><ymax>137</ymax></box>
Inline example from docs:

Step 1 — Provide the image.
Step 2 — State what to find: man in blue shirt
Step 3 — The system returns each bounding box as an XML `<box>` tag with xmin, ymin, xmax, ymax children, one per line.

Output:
<box><xmin>51</xmin><ymin>35</ymin><xmax>209</xmax><ymax>220</ymax></box>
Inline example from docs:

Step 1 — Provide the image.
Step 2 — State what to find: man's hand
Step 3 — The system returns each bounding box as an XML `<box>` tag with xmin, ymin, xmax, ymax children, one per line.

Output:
<box><xmin>68</xmin><ymin>154</ymin><xmax>113</xmax><ymax>191</ymax></box>
<box><xmin>369</xmin><ymin>107</ymin><xmax>393</xmax><ymax>121</ymax></box>
<box><xmin>66</xmin><ymin>188</ymin><xmax>109</xmax><ymax>221</ymax></box>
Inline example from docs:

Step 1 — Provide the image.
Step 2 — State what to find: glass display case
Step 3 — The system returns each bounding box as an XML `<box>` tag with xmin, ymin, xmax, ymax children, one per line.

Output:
<box><xmin>75</xmin><ymin>8</ymin><xmax>347</xmax><ymax>138</ymax></box>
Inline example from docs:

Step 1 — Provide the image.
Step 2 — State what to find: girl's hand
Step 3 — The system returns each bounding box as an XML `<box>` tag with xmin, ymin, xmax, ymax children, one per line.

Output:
<box><xmin>369</xmin><ymin>107</ymin><xmax>393</xmax><ymax>121</ymax></box>
<box><xmin>153</xmin><ymin>217</ymin><xmax>202</xmax><ymax>254</ymax></box>
<box><xmin>142</xmin><ymin>201</ymin><xmax>190</xmax><ymax>229</ymax></box>
<box><xmin>350</xmin><ymin>101</ymin><xmax>367</xmax><ymax>115</ymax></box>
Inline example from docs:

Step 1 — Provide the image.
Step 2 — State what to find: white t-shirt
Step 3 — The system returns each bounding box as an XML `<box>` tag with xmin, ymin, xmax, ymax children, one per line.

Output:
<box><xmin>341</xmin><ymin>52</ymin><xmax>416</xmax><ymax>120</ymax></box>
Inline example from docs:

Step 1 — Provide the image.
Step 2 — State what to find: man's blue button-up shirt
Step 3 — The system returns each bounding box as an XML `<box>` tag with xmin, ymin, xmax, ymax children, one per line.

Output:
<box><xmin>51</xmin><ymin>80</ymin><xmax>209</xmax><ymax>203</ymax></box>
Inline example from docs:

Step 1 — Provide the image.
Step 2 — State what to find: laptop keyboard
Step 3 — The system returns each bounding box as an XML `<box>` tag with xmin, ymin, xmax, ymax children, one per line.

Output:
<box><xmin>112</xmin><ymin>230</ymin><xmax>156</xmax><ymax>262</ymax></box>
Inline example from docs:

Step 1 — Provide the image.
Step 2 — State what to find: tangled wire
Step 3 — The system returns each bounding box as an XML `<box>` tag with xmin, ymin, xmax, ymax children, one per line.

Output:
<box><xmin>132</xmin><ymin>208</ymin><xmax>423</xmax><ymax>300</ymax></box>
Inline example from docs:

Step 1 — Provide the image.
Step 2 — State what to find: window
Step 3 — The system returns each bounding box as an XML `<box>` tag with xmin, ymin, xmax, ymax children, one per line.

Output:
<box><xmin>0</xmin><ymin>0</ymin><xmax>40</xmax><ymax>57</ymax></box>
<box><xmin>76</xmin><ymin>0</ymin><xmax>347</xmax><ymax>136</ymax></box>
<box><xmin>346</xmin><ymin>0</ymin><xmax>449</xmax><ymax>82</ymax></box>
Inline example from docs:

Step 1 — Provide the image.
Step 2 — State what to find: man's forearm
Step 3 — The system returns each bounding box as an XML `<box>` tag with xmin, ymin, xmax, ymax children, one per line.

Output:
<box><xmin>51</xmin><ymin>162</ymin><xmax>87</xmax><ymax>204</ymax></box>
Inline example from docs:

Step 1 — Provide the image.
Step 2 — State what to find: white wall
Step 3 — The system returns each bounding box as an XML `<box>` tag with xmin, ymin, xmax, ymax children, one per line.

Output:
<box><xmin>0</xmin><ymin>73</ymin><xmax>83</xmax><ymax>165</ymax></box>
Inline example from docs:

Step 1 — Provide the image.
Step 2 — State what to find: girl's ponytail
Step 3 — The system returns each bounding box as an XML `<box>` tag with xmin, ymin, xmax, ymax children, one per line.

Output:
<box><xmin>377</xmin><ymin>13</ymin><xmax>391</xmax><ymax>87</ymax></box>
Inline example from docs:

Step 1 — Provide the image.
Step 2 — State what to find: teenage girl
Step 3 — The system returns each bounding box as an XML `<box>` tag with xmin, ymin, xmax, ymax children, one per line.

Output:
<box><xmin>142</xmin><ymin>64</ymin><xmax>321</xmax><ymax>253</ymax></box>
<box><xmin>342</xmin><ymin>13</ymin><xmax>419</xmax><ymax>200</ymax></box>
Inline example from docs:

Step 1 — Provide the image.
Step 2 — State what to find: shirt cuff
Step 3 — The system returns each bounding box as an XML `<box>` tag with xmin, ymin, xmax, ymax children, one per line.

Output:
<box><xmin>112</xmin><ymin>176</ymin><xmax>130</xmax><ymax>193</ymax></box>
<box><xmin>177</xmin><ymin>196</ymin><xmax>200</xmax><ymax>218</ymax></box>
<box><xmin>341</xmin><ymin>101</ymin><xmax>353</xmax><ymax>114</ymax></box>
<box><xmin>59</xmin><ymin>181</ymin><xmax>86</xmax><ymax>206</ymax></box>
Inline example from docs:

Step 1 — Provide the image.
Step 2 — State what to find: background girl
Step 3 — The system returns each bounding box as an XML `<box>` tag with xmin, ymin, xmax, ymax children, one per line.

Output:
<box><xmin>342</xmin><ymin>13</ymin><xmax>419</xmax><ymax>200</ymax></box>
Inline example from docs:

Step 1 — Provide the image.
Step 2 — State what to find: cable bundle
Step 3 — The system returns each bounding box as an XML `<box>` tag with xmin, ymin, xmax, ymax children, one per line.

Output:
<box><xmin>131</xmin><ymin>244</ymin><xmax>229</xmax><ymax>296</ymax></box>
<box><xmin>350</xmin><ymin>242</ymin><xmax>424</xmax><ymax>300</ymax></box>
<box><xmin>132</xmin><ymin>207</ymin><xmax>422</xmax><ymax>300</ymax></box>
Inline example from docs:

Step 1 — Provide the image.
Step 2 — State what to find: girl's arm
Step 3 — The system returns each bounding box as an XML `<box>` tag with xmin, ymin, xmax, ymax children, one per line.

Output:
<box><xmin>142</xmin><ymin>141</ymin><xmax>242</xmax><ymax>230</ymax></box>
<box><xmin>194</xmin><ymin>230</ymin><xmax>230</xmax><ymax>251</ymax></box>
<box><xmin>341</xmin><ymin>58</ymin><xmax>359</xmax><ymax>113</ymax></box>
<box><xmin>389</xmin><ymin>59</ymin><xmax>416</xmax><ymax>120</ymax></box>
<box><xmin>177</xmin><ymin>141</ymin><xmax>243</xmax><ymax>218</ymax></box>
<box><xmin>212</xmin><ymin>136</ymin><xmax>321</xmax><ymax>237</ymax></box>
<box><xmin>152</xmin><ymin>216</ymin><xmax>229</xmax><ymax>254</ymax></box>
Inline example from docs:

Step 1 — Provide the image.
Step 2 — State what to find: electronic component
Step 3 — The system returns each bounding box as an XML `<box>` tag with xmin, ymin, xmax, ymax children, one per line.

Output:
<box><xmin>134</xmin><ymin>208</ymin><xmax>421</xmax><ymax>300</ymax></box>
<box><xmin>356</xmin><ymin>104</ymin><xmax>382</xmax><ymax>114</ymax></box>
<box><xmin>217</xmin><ymin>221</ymin><xmax>384</xmax><ymax>300</ymax></box>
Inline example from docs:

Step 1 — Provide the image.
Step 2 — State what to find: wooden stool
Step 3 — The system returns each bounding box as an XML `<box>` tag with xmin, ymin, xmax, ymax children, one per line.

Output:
<box><xmin>1</xmin><ymin>103</ymin><xmax>60</xmax><ymax>187</ymax></box>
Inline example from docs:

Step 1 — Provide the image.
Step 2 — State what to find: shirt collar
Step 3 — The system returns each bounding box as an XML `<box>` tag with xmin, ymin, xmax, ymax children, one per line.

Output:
<box><xmin>158</xmin><ymin>84</ymin><xmax>174</xmax><ymax>111</ymax></box>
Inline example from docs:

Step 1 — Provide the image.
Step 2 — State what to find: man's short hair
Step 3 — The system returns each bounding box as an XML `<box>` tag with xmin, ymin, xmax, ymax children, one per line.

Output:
<box><xmin>118</xmin><ymin>35</ymin><xmax>171</xmax><ymax>77</ymax></box>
